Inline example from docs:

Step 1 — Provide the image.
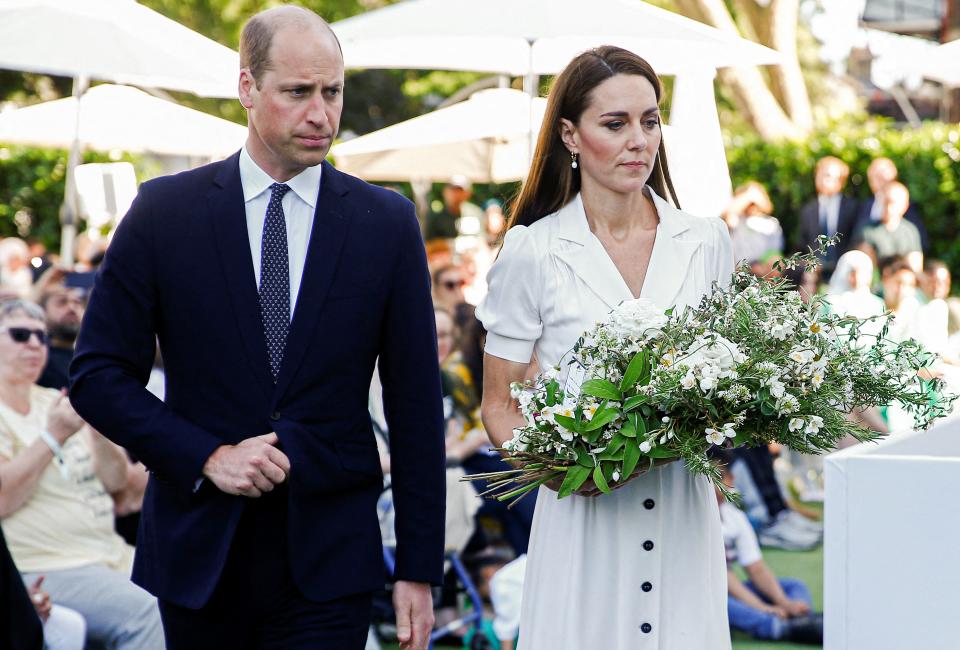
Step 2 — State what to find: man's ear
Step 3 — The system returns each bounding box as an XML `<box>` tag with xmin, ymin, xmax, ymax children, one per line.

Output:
<box><xmin>558</xmin><ymin>118</ymin><xmax>577</xmax><ymax>153</ymax></box>
<box><xmin>238</xmin><ymin>69</ymin><xmax>256</xmax><ymax>109</ymax></box>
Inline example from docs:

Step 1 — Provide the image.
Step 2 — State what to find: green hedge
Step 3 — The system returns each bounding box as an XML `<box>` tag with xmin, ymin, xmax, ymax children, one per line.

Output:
<box><xmin>0</xmin><ymin>146</ymin><xmax>137</xmax><ymax>250</ymax></box>
<box><xmin>726</xmin><ymin>119</ymin><xmax>960</xmax><ymax>277</ymax></box>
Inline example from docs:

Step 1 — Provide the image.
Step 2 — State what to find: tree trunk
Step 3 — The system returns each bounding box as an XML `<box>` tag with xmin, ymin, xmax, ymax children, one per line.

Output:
<box><xmin>674</xmin><ymin>0</ymin><xmax>808</xmax><ymax>141</ymax></box>
<box><xmin>768</xmin><ymin>0</ymin><xmax>813</xmax><ymax>131</ymax></box>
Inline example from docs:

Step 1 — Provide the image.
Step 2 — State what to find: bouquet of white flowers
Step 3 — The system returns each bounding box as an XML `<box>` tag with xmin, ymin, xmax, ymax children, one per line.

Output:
<box><xmin>468</xmin><ymin>252</ymin><xmax>956</xmax><ymax>505</ymax></box>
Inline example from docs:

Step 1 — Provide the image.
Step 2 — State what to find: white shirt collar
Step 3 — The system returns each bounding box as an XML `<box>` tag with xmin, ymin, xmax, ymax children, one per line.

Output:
<box><xmin>239</xmin><ymin>146</ymin><xmax>322</xmax><ymax>208</ymax></box>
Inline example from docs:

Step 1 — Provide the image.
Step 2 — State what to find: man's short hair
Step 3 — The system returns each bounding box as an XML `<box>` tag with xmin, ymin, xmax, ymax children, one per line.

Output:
<box><xmin>240</xmin><ymin>6</ymin><xmax>342</xmax><ymax>87</ymax></box>
<box><xmin>815</xmin><ymin>156</ymin><xmax>849</xmax><ymax>181</ymax></box>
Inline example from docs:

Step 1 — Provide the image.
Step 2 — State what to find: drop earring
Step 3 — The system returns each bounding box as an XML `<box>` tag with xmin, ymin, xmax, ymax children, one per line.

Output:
<box><xmin>570</xmin><ymin>151</ymin><xmax>579</xmax><ymax>169</ymax></box>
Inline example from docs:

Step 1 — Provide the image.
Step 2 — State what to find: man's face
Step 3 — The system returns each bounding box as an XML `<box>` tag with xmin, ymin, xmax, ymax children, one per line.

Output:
<box><xmin>239</xmin><ymin>24</ymin><xmax>344</xmax><ymax>181</ymax></box>
<box><xmin>815</xmin><ymin>162</ymin><xmax>845</xmax><ymax>196</ymax></box>
<box><xmin>880</xmin><ymin>185</ymin><xmax>909</xmax><ymax>222</ymax></box>
<box><xmin>867</xmin><ymin>159</ymin><xmax>897</xmax><ymax>194</ymax></box>
<box><xmin>442</xmin><ymin>185</ymin><xmax>470</xmax><ymax>211</ymax></box>
<box><xmin>45</xmin><ymin>288</ymin><xmax>85</xmax><ymax>342</ymax></box>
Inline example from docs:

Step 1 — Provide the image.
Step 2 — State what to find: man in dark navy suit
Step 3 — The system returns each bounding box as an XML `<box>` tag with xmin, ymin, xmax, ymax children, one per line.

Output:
<box><xmin>854</xmin><ymin>157</ymin><xmax>928</xmax><ymax>252</ymax></box>
<box><xmin>797</xmin><ymin>156</ymin><xmax>859</xmax><ymax>281</ymax></box>
<box><xmin>69</xmin><ymin>6</ymin><xmax>444</xmax><ymax>649</ymax></box>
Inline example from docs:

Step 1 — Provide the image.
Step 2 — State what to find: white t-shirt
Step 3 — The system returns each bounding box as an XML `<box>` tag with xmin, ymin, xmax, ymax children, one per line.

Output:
<box><xmin>0</xmin><ymin>385</ymin><xmax>131</xmax><ymax>573</ymax></box>
<box><xmin>720</xmin><ymin>501</ymin><xmax>762</xmax><ymax>568</ymax></box>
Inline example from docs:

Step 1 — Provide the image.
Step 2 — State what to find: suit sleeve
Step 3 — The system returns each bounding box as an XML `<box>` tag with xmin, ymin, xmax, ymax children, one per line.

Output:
<box><xmin>377</xmin><ymin>201</ymin><xmax>446</xmax><ymax>584</ymax></box>
<box><xmin>69</xmin><ymin>183</ymin><xmax>224</xmax><ymax>495</ymax></box>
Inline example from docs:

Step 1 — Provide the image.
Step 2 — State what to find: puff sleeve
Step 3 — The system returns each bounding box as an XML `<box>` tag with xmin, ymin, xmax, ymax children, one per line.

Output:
<box><xmin>476</xmin><ymin>225</ymin><xmax>543</xmax><ymax>363</ymax></box>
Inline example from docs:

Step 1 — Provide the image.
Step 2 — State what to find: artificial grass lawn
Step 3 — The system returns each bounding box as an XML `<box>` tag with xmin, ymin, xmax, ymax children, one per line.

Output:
<box><xmin>382</xmin><ymin>544</ymin><xmax>825</xmax><ymax>650</ymax></box>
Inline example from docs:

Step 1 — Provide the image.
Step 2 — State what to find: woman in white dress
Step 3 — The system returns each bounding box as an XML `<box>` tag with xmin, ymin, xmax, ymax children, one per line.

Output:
<box><xmin>477</xmin><ymin>46</ymin><xmax>733</xmax><ymax>649</ymax></box>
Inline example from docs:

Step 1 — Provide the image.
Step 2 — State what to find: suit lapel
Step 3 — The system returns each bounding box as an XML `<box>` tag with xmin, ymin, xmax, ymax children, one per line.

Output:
<box><xmin>207</xmin><ymin>153</ymin><xmax>274</xmax><ymax>398</ymax></box>
<box><xmin>273</xmin><ymin>161</ymin><xmax>351</xmax><ymax>400</ymax></box>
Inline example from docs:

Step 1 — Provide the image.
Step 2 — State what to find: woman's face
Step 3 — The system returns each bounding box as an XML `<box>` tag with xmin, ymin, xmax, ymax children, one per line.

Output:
<box><xmin>0</xmin><ymin>315</ymin><xmax>48</xmax><ymax>385</ymax></box>
<box><xmin>560</xmin><ymin>74</ymin><xmax>662</xmax><ymax>196</ymax></box>
<box><xmin>435</xmin><ymin>310</ymin><xmax>455</xmax><ymax>363</ymax></box>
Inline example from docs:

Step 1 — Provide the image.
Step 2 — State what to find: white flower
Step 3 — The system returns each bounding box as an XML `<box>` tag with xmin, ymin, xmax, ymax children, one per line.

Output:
<box><xmin>810</xmin><ymin>371</ymin><xmax>824</xmax><ymax>390</ymax></box>
<box><xmin>722</xmin><ymin>423</ymin><xmax>737</xmax><ymax>438</ymax></box>
<box><xmin>768</xmin><ymin>379</ymin><xmax>786</xmax><ymax>398</ymax></box>
<box><xmin>680</xmin><ymin>372</ymin><xmax>697</xmax><ymax>390</ymax></box>
<box><xmin>681</xmin><ymin>335</ymin><xmax>743</xmax><ymax>373</ymax></box>
<box><xmin>539</xmin><ymin>406</ymin><xmax>556</xmax><ymax>424</ymax></box>
<box><xmin>788</xmin><ymin>417</ymin><xmax>805</xmax><ymax>432</ymax></box>
<box><xmin>608</xmin><ymin>298</ymin><xmax>668</xmax><ymax>340</ymax></box>
<box><xmin>776</xmin><ymin>395</ymin><xmax>800</xmax><ymax>415</ymax></box>
<box><xmin>612</xmin><ymin>470</ymin><xmax>621</xmax><ymax>482</ymax></box>
<box><xmin>705</xmin><ymin>428</ymin><xmax>726</xmax><ymax>446</ymax></box>
<box><xmin>639</xmin><ymin>440</ymin><xmax>653</xmax><ymax>453</ymax></box>
<box><xmin>805</xmin><ymin>416</ymin><xmax>824</xmax><ymax>434</ymax></box>
<box><xmin>789</xmin><ymin>348</ymin><xmax>815</xmax><ymax>365</ymax></box>
<box><xmin>769</xmin><ymin>321</ymin><xmax>792</xmax><ymax>340</ymax></box>
<box><xmin>518</xmin><ymin>391</ymin><xmax>534</xmax><ymax>409</ymax></box>
<box><xmin>510</xmin><ymin>383</ymin><xmax>523</xmax><ymax>399</ymax></box>
<box><xmin>699</xmin><ymin>375</ymin><xmax>718</xmax><ymax>392</ymax></box>
<box><xmin>582</xmin><ymin>402</ymin><xmax>599</xmax><ymax>421</ymax></box>
<box><xmin>542</xmin><ymin>366</ymin><xmax>560</xmax><ymax>382</ymax></box>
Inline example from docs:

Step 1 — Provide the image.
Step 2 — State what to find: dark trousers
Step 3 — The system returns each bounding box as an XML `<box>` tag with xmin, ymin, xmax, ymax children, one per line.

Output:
<box><xmin>159</xmin><ymin>486</ymin><xmax>372</xmax><ymax>649</ymax></box>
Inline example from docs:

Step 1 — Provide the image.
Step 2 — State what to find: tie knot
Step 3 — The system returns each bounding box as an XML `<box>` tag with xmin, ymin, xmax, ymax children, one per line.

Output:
<box><xmin>270</xmin><ymin>183</ymin><xmax>290</xmax><ymax>202</ymax></box>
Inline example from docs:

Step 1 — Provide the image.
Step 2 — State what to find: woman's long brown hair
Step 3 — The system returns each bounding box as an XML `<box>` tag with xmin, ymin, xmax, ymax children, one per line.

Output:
<box><xmin>508</xmin><ymin>46</ymin><xmax>681</xmax><ymax>229</ymax></box>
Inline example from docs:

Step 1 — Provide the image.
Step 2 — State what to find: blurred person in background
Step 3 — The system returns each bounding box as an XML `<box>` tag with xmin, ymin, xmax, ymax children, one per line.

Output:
<box><xmin>0</xmin><ymin>300</ymin><xmax>163</xmax><ymax>649</ymax></box>
<box><xmin>852</xmin><ymin>182</ymin><xmax>923</xmax><ymax>274</ymax></box>
<box><xmin>424</xmin><ymin>175</ymin><xmax>483</xmax><ymax>243</ymax></box>
<box><xmin>825</xmin><ymin>250</ymin><xmax>885</xmax><ymax>324</ymax></box>
<box><xmin>855</xmin><ymin>157</ymin><xmax>927</xmax><ymax>252</ymax></box>
<box><xmin>0</xmin><ymin>238</ymin><xmax>34</xmax><ymax>298</ymax></box>
<box><xmin>797</xmin><ymin>157</ymin><xmax>859</xmax><ymax>281</ymax></box>
<box><xmin>721</xmin><ymin>181</ymin><xmax>784</xmax><ymax>266</ymax></box>
<box><xmin>32</xmin><ymin>269</ymin><xmax>87</xmax><ymax>391</ymax></box>
<box><xmin>483</xmin><ymin>198</ymin><xmax>507</xmax><ymax>245</ymax></box>
<box><xmin>712</xmin><ymin>450</ymin><xmax>823</xmax><ymax>646</ymax></box>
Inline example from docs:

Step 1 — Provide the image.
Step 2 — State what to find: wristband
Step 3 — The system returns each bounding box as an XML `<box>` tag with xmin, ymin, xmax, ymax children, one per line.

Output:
<box><xmin>39</xmin><ymin>430</ymin><xmax>69</xmax><ymax>479</ymax></box>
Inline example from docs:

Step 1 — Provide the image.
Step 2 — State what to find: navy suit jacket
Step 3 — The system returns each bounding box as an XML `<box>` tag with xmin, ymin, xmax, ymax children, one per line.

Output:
<box><xmin>69</xmin><ymin>154</ymin><xmax>446</xmax><ymax>608</ymax></box>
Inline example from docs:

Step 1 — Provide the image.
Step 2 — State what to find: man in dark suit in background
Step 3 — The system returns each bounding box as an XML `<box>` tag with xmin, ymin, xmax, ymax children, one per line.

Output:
<box><xmin>797</xmin><ymin>156</ymin><xmax>859</xmax><ymax>281</ymax></box>
<box><xmin>69</xmin><ymin>6</ymin><xmax>445</xmax><ymax>649</ymax></box>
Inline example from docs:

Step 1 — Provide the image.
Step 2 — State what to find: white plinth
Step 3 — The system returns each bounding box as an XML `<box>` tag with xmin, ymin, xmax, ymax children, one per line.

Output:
<box><xmin>824</xmin><ymin>416</ymin><xmax>960</xmax><ymax>650</ymax></box>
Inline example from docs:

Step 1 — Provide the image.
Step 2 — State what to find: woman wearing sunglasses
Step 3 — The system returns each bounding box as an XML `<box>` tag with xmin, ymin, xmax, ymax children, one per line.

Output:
<box><xmin>0</xmin><ymin>300</ymin><xmax>164</xmax><ymax>649</ymax></box>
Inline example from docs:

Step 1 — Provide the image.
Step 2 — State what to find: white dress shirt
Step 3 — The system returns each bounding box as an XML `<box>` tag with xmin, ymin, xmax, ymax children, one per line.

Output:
<box><xmin>239</xmin><ymin>147</ymin><xmax>321</xmax><ymax>319</ymax></box>
<box><xmin>817</xmin><ymin>193</ymin><xmax>841</xmax><ymax>236</ymax></box>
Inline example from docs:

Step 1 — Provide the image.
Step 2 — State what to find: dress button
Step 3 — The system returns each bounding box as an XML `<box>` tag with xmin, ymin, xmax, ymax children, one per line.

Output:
<box><xmin>643</xmin><ymin>498</ymin><xmax>655</xmax><ymax>510</ymax></box>
<box><xmin>643</xmin><ymin>540</ymin><xmax>654</xmax><ymax>551</ymax></box>
<box><xmin>640</xmin><ymin>623</ymin><xmax>652</xmax><ymax>634</ymax></box>
<box><xmin>641</xmin><ymin>581</ymin><xmax>653</xmax><ymax>592</ymax></box>
<box><xmin>270</xmin><ymin>410</ymin><xmax>281</xmax><ymax>421</ymax></box>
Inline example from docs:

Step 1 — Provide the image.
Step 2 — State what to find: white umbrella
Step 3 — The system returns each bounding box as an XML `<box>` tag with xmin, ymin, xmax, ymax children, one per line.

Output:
<box><xmin>0</xmin><ymin>0</ymin><xmax>241</xmax><ymax>263</ymax></box>
<box><xmin>0</xmin><ymin>84</ymin><xmax>246</xmax><ymax>158</ymax></box>
<box><xmin>332</xmin><ymin>0</ymin><xmax>782</xmax><ymax>217</ymax></box>
<box><xmin>0</xmin><ymin>0</ymin><xmax>238</xmax><ymax>98</ymax></box>
<box><xmin>923</xmin><ymin>40</ymin><xmax>960</xmax><ymax>87</ymax></box>
<box><xmin>332</xmin><ymin>0</ymin><xmax>781</xmax><ymax>77</ymax></box>
<box><xmin>334</xmin><ymin>88</ymin><xmax>546</xmax><ymax>183</ymax></box>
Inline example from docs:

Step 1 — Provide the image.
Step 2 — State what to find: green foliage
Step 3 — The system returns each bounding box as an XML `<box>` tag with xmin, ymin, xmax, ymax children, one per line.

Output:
<box><xmin>0</xmin><ymin>146</ymin><xmax>137</xmax><ymax>249</ymax></box>
<box><xmin>726</xmin><ymin>119</ymin><xmax>960</xmax><ymax>276</ymax></box>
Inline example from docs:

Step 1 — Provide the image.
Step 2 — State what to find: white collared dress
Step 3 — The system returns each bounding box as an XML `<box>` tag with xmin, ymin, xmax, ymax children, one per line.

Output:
<box><xmin>477</xmin><ymin>188</ymin><xmax>734</xmax><ymax>649</ymax></box>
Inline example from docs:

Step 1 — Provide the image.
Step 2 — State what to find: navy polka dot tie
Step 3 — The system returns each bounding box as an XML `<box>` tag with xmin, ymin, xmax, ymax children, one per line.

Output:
<box><xmin>259</xmin><ymin>183</ymin><xmax>291</xmax><ymax>382</ymax></box>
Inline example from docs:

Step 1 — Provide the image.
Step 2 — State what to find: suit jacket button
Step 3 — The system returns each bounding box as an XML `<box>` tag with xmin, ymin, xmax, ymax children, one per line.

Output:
<box><xmin>640</xmin><ymin>623</ymin><xmax>652</xmax><ymax>633</ymax></box>
<box><xmin>643</xmin><ymin>498</ymin><xmax>655</xmax><ymax>510</ymax></box>
<box><xmin>643</xmin><ymin>540</ymin><xmax>654</xmax><ymax>551</ymax></box>
<box><xmin>642</xmin><ymin>581</ymin><xmax>653</xmax><ymax>592</ymax></box>
<box><xmin>270</xmin><ymin>411</ymin><xmax>281</xmax><ymax>421</ymax></box>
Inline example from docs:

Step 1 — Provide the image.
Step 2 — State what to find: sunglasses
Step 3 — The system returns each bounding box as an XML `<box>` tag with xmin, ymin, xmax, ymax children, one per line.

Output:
<box><xmin>441</xmin><ymin>279</ymin><xmax>466</xmax><ymax>290</ymax></box>
<box><xmin>1</xmin><ymin>327</ymin><xmax>48</xmax><ymax>345</ymax></box>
